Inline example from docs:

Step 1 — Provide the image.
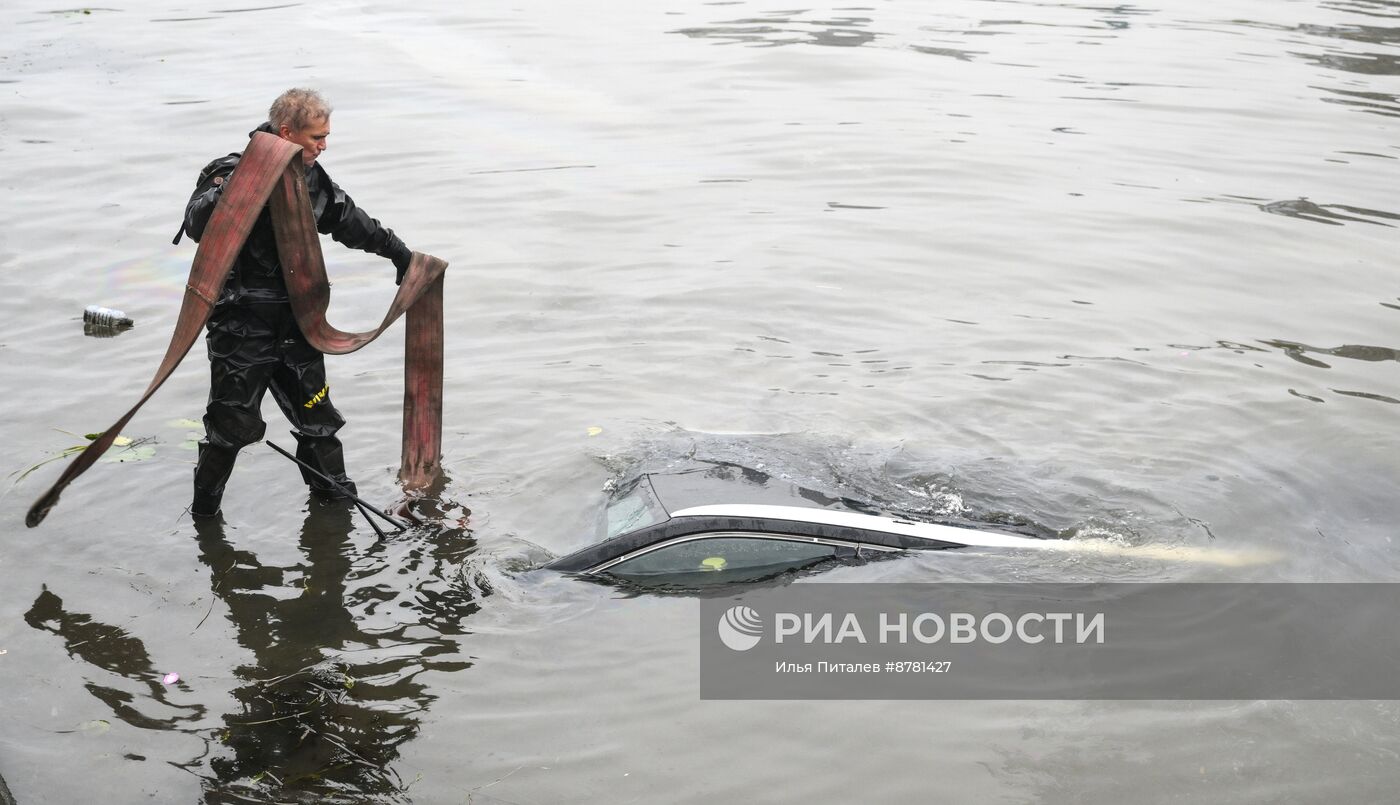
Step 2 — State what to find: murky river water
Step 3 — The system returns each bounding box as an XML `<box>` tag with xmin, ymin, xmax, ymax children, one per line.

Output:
<box><xmin>3</xmin><ymin>0</ymin><xmax>1400</xmax><ymax>802</ymax></box>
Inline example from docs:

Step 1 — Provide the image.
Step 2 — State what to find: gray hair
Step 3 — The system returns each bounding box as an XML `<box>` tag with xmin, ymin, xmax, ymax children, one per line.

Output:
<box><xmin>269</xmin><ymin>88</ymin><xmax>332</xmax><ymax>131</ymax></box>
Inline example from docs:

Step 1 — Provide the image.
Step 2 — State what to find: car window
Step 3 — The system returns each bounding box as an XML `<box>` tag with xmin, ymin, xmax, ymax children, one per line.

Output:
<box><xmin>607</xmin><ymin>536</ymin><xmax>838</xmax><ymax>578</ymax></box>
<box><xmin>603</xmin><ymin>476</ymin><xmax>668</xmax><ymax>539</ymax></box>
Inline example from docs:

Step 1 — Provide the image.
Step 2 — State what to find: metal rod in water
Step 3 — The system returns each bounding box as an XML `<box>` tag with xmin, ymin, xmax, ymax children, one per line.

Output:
<box><xmin>264</xmin><ymin>441</ymin><xmax>409</xmax><ymax>531</ymax></box>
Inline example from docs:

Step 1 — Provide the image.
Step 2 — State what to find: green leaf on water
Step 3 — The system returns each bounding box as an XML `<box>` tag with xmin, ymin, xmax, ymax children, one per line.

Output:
<box><xmin>169</xmin><ymin>418</ymin><xmax>204</xmax><ymax>430</ymax></box>
<box><xmin>83</xmin><ymin>433</ymin><xmax>132</xmax><ymax>446</ymax></box>
<box><xmin>99</xmin><ymin>444</ymin><xmax>156</xmax><ymax>463</ymax></box>
<box><xmin>78</xmin><ymin>719</ymin><xmax>111</xmax><ymax>736</ymax></box>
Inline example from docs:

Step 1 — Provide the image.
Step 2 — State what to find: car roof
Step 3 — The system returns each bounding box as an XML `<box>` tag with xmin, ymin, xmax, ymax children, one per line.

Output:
<box><xmin>645</xmin><ymin>462</ymin><xmax>885</xmax><ymax>517</ymax></box>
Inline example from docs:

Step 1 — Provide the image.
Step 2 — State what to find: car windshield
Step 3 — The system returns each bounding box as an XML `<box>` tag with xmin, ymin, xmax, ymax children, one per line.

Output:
<box><xmin>602</xmin><ymin>475</ymin><xmax>669</xmax><ymax>540</ymax></box>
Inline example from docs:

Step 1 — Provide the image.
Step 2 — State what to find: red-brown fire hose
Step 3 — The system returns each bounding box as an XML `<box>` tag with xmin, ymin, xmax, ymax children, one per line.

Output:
<box><xmin>26</xmin><ymin>132</ymin><xmax>448</xmax><ymax>527</ymax></box>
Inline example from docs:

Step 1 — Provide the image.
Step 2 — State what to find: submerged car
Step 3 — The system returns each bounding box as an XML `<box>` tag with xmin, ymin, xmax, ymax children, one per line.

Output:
<box><xmin>545</xmin><ymin>462</ymin><xmax>1054</xmax><ymax>585</ymax></box>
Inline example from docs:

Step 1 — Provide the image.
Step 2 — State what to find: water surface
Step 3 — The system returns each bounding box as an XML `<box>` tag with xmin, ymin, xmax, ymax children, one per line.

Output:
<box><xmin>2</xmin><ymin>0</ymin><xmax>1399</xmax><ymax>802</ymax></box>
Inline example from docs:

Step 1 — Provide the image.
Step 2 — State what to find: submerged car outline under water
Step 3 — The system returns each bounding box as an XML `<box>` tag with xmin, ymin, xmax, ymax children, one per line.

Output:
<box><xmin>543</xmin><ymin>462</ymin><xmax>1280</xmax><ymax>586</ymax></box>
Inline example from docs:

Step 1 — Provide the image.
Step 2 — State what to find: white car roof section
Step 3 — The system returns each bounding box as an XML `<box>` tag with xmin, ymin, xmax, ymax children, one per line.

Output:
<box><xmin>668</xmin><ymin>504</ymin><xmax>1049</xmax><ymax>549</ymax></box>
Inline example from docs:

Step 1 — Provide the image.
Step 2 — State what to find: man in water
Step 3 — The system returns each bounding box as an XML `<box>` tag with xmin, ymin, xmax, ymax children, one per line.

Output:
<box><xmin>179</xmin><ymin>88</ymin><xmax>413</xmax><ymax>519</ymax></box>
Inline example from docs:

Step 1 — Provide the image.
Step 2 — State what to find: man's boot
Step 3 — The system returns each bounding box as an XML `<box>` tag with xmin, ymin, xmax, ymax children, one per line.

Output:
<box><xmin>192</xmin><ymin>442</ymin><xmax>239</xmax><ymax>518</ymax></box>
<box><xmin>293</xmin><ymin>432</ymin><xmax>357</xmax><ymax>499</ymax></box>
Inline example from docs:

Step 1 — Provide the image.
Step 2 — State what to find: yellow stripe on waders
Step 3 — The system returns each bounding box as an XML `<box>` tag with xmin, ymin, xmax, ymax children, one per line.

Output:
<box><xmin>304</xmin><ymin>384</ymin><xmax>329</xmax><ymax>408</ymax></box>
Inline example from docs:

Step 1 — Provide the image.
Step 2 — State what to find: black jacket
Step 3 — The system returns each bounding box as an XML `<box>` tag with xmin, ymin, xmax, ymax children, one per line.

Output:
<box><xmin>181</xmin><ymin>122</ymin><xmax>410</xmax><ymax>304</ymax></box>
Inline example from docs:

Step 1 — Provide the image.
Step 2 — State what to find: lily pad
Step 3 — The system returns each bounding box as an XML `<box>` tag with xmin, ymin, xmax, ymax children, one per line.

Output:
<box><xmin>169</xmin><ymin>418</ymin><xmax>204</xmax><ymax>430</ymax></box>
<box><xmin>99</xmin><ymin>443</ymin><xmax>156</xmax><ymax>463</ymax></box>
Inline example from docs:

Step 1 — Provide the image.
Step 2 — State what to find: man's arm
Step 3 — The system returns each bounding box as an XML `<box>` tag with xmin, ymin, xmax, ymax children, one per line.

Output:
<box><xmin>316</xmin><ymin>173</ymin><xmax>413</xmax><ymax>283</ymax></box>
<box><xmin>182</xmin><ymin>154</ymin><xmax>241</xmax><ymax>243</ymax></box>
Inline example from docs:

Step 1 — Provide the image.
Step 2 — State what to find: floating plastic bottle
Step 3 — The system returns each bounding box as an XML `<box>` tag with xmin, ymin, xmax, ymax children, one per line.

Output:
<box><xmin>83</xmin><ymin>305</ymin><xmax>134</xmax><ymax>328</ymax></box>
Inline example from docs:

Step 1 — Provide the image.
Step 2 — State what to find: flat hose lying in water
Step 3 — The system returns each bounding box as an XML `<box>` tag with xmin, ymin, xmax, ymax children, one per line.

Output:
<box><xmin>26</xmin><ymin>132</ymin><xmax>449</xmax><ymax>527</ymax></box>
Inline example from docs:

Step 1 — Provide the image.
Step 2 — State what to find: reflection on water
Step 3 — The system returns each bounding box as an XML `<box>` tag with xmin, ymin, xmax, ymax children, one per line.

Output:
<box><xmin>670</xmin><ymin>10</ymin><xmax>881</xmax><ymax>48</ymax></box>
<box><xmin>670</xmin><ymin>1</ymin><xmax>1158</xmax><ymax>51</ymax></box>
<box><xmin>1294</xmin><ymin>20</ymin><xmax>1400</xmax><ymax>75</ymax></box>
<box><xmin>24</xmin><ymin>588</ymin><xmax>207</xmax><ymax>732</ymax></box>
<box><xmin>978</xmin><ymin>2</ymin><xmax>1155</xmax><ymax>31</ymax></box>
<box><xmin>1259</xmin><ymin>198</ymin><xmax>1399</xmax><ymax>226</ymax></box>
<box><xmin>1259</xmin><ymin>339</ymin><xmax>1400</xmax><ymax>404</ymax></box>
<box><xmin>1323</xmin><ymin>0</ymin><xmax>1400</xmax><ymax>18</ymax></box>
<box><xmin>1203</xmin><ymin>194</ymin><xmax>1400</xmax><ymax>226</ymax></box>
<box><xmin>1301</xmin><ymin>44</ymin><xmax>1400</xmax><ymax>75</ymax></box>
<box><xmin>1318</xmin><ymin>86</ymin><xmax>1400</xmax><ymax>118</ymax></box>
<box><xmin>1261</xmin><ymin>339</ymin><xmax>1400</xmax><ymax>368</ymax></box>
<box><xmin>910</xmin><ymin>43</ymin><xmax>985</xmax><ymax>61</ymax></box>
<box><xmin>1235</xmin><ymin>10</ymin><xmax>1400</xmax><ymax>116</ymax></box>
<box><xmin>183</xmin><ymin>491</ymin><xmax>477</xmax><ymax>803</ymax></box>
<box><xmin>23</xmin><ymin>484</ymin><xmax>480</xmax><ymax>803</ymax></box>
